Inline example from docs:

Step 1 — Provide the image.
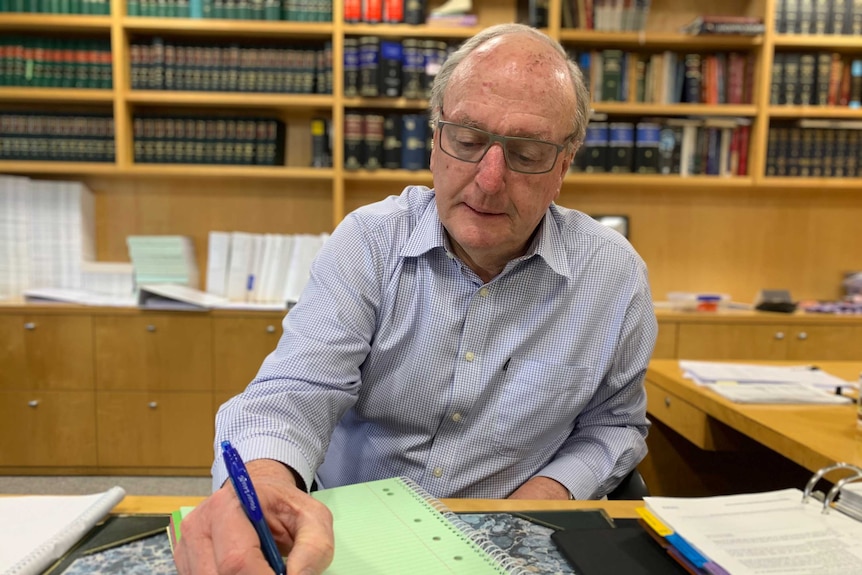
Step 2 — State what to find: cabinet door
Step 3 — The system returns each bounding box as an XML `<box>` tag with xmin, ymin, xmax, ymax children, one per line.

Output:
<box><xmin>96</xmin><ymin>391</ymin><xmax>215</xmax><ymax>468</ymax></box>
<box><xmin>0</xmin><ymin>314</ymin><xmax>93</xmax><ymax>391</ymax></box>
<box><xmin>0</xmin><ymin>390</ymin><xmax>97</xmax><ymax>466</ymax></box>
<box><xmin>786</xmin><ymin>325</ymin><xmax>862</xmax><ymax>361</ymax></box>
<box><xmin>94</xmin><ymin>315</ymin><xmax>212</xmax><ymax>392</ymax></box>
<box><xmin>653</xmin><ymin>320</ymin><xmax>678</xmax><ymax>358</ymax></box>
<box><xmin>213</xmin><ymin>317</ymin><xmax>282</xmax><ymax>394</ymax></box>
<box><xmin>0</xmin><ymin>315</ymin><xmax>27</xmax><ymax>389</ymax></box>
<box><xmin>677</xmin><ymin>323</ymin><xmax>789</xmax><ymax>359</ymax></box>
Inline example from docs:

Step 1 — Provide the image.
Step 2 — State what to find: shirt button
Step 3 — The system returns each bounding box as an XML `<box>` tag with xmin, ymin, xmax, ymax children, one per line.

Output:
<box><xmin>433</xmin><ymin>467</ymin><xmax>443</xmax><ymax>478</ymax></box>
<box><xmin>452</xmin><ymin>412</ymin><xmax>462</xmax><ymax>422</ymax></box>
<box><xmin>479</xmin><ymin>287</ymin><xmax>489</xmax><ymax>297</ymax></box>
<box><xmin>464</xmin><ymin>351</ymin><xmax>475</xmax><ymax>362</ymax></box>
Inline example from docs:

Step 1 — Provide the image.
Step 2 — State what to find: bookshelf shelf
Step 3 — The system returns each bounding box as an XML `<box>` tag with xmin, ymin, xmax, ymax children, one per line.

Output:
<box><xmin>342</xmin><ymin>97</ymin><xmax>428</xmax><ymax>110</ymax></box>
<box><xmin>0</xmin><ymin>13</ymin><xmax>112</xmax><ymax>31</ymax></box>
<box><xmin>0</xmin><ymin>161</ymin><xmax>118</xmax><ymax>175</ymax></box>
<box><xmin>343</xmin><ymin>169</ymin><xmax>433</xmax><ymax>183</ymax></box>
<box><xmin>124</xmin><ymin>165</ymin><xmax>334</xmax><ymax>179</ymax></box>
<box><xmin>125</xmin><ymin>91</ymin><xmax>334</xmax><ymax>108</ymax></box>
<box><xmin>563</xmin><ymin>174</ymin><xmax>755</xmax><ymax>187</ymax></box>
<box><xmin>557</xmin><ymin>30</ymin><xmax>763</xmax><ymax>49</ymax></box>
<box><xmin>0</xmin><ymin>88</ymin><xmax>115</xmax><ymax>104</ymax></box>
<box><xmin>342</xmin><ymin>23</ymin><xmax>482</xmax><ymax>38</ymax></box>
<box><xmin>592</xmin><ymin>103</ymin><xmax>758</xmax><ymax>116</ymax></box>
<box><xmin>120</xmin><ymin>17</ymin><xmax>333</xmax><ymax>38</ymax></box>
<box><xmin>772</xmin><ymin>35</ymin><xmax>862</xmax><ymax>49</ymax></box>
<box><xmin>757</xmin><ymin>177</ymin><xmax>862</xmax><ymax>189</ymax></box>
<box><xmin>767</xmin><ymin>107</ymin><xmax>862</xmax><ymax>119</ymax></box>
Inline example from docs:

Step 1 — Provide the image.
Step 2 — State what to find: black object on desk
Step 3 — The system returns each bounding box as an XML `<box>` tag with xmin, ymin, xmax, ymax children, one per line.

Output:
<box><xmin>551</xmin><ymin>524</ymin><xmax>691</xmax><ymax>575</ymax></box>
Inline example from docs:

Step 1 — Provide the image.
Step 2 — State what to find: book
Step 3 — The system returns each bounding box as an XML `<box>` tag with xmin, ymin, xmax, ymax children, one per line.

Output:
<box><xmin>0</xmin><ymin>486</ymin><xmax>126</xmax><ymax>575</ymax></box>
<box><xmin>170</xmin><ymin>476</ymin><xmax>529</xmax><ymax>574</ymax></box>
<box><xmin>640</xmin><ymin>464</ymin><xmax>862</xmax><ymax>575</ymax></box>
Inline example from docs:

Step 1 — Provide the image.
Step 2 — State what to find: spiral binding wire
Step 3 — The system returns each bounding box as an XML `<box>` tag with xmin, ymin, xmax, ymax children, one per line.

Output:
<box><xmin>399</xmin><ymin>477</ymin><xmax>531</xmax><ymax>575</ymax></box>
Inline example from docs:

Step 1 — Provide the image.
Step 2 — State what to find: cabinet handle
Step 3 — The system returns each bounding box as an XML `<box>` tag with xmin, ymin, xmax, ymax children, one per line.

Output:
<box><xmin>797</xmin><ymin>331</ymin><xmax>808</xmax><ymax>341</ymax></box>
<box><xmin>266</xmin><ymin>325</ymin><xmax>276</xmax><ymax>333</ymax></box>
<box><xmin>24</xmin><ymin>322</ymin><xmax>36</xmax><ymax>330</ymax></box>
<box><xmin>774</xmin><ymin>331</ymin><xmax>785</xmax><ymax>340</ymax></box>
<box><xmin>28</xmin><ymin>400</ymin><xmax>39</xmax><ymax>408</ymax></box>
<box><xmin>148</xmin><ymin>401</ymin><xmax>158</xmax><ymax>409</ymax></box>
<box><xmin>664</xmin><ymin>397</ymin><xmax>671</xmax><ymax>407</ymax></box>
<box><xmin>146</xmin><ymin>325</ymin><xmax>156</xmax><ymax>333</ymax></box>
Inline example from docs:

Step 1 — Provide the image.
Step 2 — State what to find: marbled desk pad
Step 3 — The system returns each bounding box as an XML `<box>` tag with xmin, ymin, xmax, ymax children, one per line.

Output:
<box><xmin>60</xmin><ymin>513</ymin><xmax>574</xmax><ymax>574</ymax></box>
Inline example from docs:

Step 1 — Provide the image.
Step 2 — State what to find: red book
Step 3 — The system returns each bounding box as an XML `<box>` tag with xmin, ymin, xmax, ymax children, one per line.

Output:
<box><xmin>344</xmin><ymin>0</ymin><xmax>361</xmax><ymax>22</ymax></box>
<box><xmin>384</xmin><ymin>0</ymin><xmax>403</xmax><ymax>22</ymax></box>
<box><xmin>363</xmin><ymin>0</ymin><xmax>383</xmax><ymax>22</ymax></box>
<box><xmin>737</xmin><ymin>124</ymin><xmax>750</xmax><ymax>176</ymax></box>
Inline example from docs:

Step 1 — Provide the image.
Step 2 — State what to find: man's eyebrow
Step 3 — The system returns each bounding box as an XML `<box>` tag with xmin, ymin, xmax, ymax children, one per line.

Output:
<box><xmin>456</xmin><ymin>119</ymin><xmax>553</xmax><ymax>141</ymax></box>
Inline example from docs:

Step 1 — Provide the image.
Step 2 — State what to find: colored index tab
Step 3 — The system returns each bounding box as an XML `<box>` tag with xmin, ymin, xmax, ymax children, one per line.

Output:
<box><xmin>636</xmin><ymin>507</ymin><xmax>673</xmax><ymax>537</ymax></box>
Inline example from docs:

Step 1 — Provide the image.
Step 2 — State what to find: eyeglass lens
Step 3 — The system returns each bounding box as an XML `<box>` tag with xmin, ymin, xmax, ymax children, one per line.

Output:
<box><xmin>439</xmin><ymin>123</ymin><xmax>560</xmax><ymax>174</ymax></box>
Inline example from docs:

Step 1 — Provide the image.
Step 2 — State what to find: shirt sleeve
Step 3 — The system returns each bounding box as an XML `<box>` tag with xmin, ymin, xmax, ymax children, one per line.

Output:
<box><xmin>211</xmin><ymin>214</ymin><xmax>383</xmax><ymax>492</ymax></box>
<box><xmin>534</xmin><ymin>266</ymin><xmax>657</xmax><ymax>500</ymax></box>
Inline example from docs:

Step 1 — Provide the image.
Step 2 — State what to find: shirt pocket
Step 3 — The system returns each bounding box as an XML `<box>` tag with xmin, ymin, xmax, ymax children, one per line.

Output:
<box><xmin>492</xmin><ymin>358</ymin><xmax>594</xmax><ymax>460</ymax></box>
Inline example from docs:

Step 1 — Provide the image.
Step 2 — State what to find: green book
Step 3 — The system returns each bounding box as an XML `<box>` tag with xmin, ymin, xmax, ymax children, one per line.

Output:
<box><xmin>170</xmin><ymin>476</ymin><xmax>527</xmax><ymax>574</ymax></box>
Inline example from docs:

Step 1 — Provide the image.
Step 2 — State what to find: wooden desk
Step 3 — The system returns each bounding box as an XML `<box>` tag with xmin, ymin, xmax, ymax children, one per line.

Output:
<box><xmin>114</xmin><ymin>496</ymin><xmax>643</xmax><ymax>518</ymax></box>
<box><xmin>640</xmin><ymin>359</ymin><xmax>862</xmax><ymax>497</ymax></box>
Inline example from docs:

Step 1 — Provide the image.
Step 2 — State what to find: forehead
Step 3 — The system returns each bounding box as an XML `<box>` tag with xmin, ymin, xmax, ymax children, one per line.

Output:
<box><xmin>444</xmin><ymin>35</ymin><xmax>573</xmax><ymax>137</ymax></box>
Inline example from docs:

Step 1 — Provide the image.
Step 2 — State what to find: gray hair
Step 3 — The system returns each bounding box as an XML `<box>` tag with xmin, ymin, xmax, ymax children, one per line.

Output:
<box><xmin>428</xmin><ymin>23</ymin><xmax>590</xmax><ymax>148</ymax></box>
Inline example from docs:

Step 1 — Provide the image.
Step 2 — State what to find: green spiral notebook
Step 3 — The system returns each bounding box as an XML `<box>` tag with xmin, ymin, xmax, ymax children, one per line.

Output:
<box><xmin>170</xmin><ymin>476</ymin><xmax>527</xmax><ymax>574</ymax></box>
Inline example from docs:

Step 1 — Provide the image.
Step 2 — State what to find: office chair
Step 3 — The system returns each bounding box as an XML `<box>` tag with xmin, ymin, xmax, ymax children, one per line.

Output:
<box><xmin>606</xmin><ymin>468</ymin><xmax>650</xmax><ymax>500</ymax></box>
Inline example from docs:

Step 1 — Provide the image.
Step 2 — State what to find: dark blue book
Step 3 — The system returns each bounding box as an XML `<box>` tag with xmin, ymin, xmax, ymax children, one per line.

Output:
<box><xmin>400</xmin><ymin>114</ymin><xmax>427</xmax><ymax>170</ymax></box>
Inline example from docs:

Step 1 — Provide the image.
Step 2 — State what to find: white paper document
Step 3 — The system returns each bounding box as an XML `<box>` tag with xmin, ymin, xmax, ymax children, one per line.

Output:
<box><xmin>706</xmin><ymin>382</ymin><xmax>853</xmax><ymax>404</ymax></box>
<box><xmin>645</xmin><ymin>488</ymin><xmax>862</xmax><ymax>575</ymax></box>
<box><xmin>679</xmin><ymin>360</ymin><xmax>857</xmax><ymax>390</ymax></box>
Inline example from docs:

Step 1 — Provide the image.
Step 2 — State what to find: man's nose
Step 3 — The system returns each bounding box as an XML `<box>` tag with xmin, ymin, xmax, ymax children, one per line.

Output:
<box><xmin>475</xmin><ymin>143</ymin><xmax>507</xmax><ymax>192</ymax></box>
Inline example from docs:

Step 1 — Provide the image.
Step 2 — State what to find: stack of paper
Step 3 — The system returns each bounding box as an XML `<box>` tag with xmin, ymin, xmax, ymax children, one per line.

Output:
<box><xmin>679</xmin><ymin>360</ymin><xmax>856</xmax><ymax>404</ymax></box>
<box><xmin>206</xmin><ymin>230</ymin><xmax>328</xmax><ymax>305</ymax></box>
<box><xmin>837</xmin><ymin>483</ymin><xmax>862</xmax><ymax>521</ymax></box>
<box><xmin>127</xmin><ymin>235</ymin><xmax>199</xmax><ymax>289</ymax></box>
<box><xmin>641</xmin><ymin>489</ymin><xmax>862</xmax><ymax>575</ymax></box>
<box><xmin>0</xmin><ymin>175</ymin><xmax>99</xmax><ymax>299</ymax></box>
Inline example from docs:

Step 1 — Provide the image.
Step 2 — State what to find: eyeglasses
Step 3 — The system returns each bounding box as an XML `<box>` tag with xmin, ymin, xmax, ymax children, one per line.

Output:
<box><xmin>436</xmin><ymin>120</ymin><xmax>573</xmax><ymax>174</ymax></box>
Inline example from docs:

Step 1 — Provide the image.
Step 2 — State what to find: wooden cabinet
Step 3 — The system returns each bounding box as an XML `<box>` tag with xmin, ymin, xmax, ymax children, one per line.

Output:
<box><xmin>213</xmin><ymin>315</ymin><xmax>282</xmax><ymax>395</ymax></box>
<box><xmin>653</xmin><ymin>319</ymin><xmax>678</xmax><ymax>358</ymax></box>
<box><xmin>96</xmin><ymin>391</ymin><xmax>214</xmax><ymax>469</ymax></box>
<box><xmin>0</xmin><ymin>390</ymin><xmax>97</xmax><ymax>467</ymax></box>
<box><xmin>0</xmin><ymin>312</ymin><xmax>97</xmax><ymax>469</ymax></box>
<box><xmin>94</xmin><ymin>314</ymin><xmax>212</xmax><ymax>392</ymax></box>
<box><xmin>674</xmin><ymin>319</ymin><xmax>862</xmax><ymax>361</ymax></box>
<box><xmin>0</xmin><ymin>314</ymin><xmax>93</xmax><ymax>390</ymax></box>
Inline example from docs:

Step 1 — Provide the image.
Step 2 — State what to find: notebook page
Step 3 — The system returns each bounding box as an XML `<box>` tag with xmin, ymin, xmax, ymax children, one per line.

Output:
<box><xmin>0</xmin><ymin>486</ymin><xmax>126</xmax><ymax>575</ymax></box>
<box><xmin>311</xmin><ymin>477</ymin><xmax>513</xmax><ymax>574</ymax></box>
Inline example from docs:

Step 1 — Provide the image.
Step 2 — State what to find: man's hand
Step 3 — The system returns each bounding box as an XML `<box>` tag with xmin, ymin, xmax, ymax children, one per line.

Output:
<box><xmin>508</xmin><ymin>476</ymin><xmax>570</xmax><ymax>500</ymax></box>
<box><xmin>174</xmin><ymin>459</ymin><xmax>334</xmax><ymax>575</ymax></box>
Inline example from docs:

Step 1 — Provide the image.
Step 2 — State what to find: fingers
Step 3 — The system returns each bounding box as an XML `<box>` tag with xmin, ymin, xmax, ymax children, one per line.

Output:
<box><xmin>282</xmin><ymin>496</ymin><xmax>335</xmax><ymax>575</ymax></box>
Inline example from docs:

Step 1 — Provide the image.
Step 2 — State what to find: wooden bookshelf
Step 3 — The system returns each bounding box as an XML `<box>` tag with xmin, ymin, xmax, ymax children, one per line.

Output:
<box><xmin>1</xmin><ymin>0</ymin><xmax>861</xmax><ymax>301</ymax></box>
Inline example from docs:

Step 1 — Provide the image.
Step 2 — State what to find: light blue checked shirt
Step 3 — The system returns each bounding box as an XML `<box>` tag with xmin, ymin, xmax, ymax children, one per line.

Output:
<box><xmin>213</xmin><ymin>186</ymin><xmax>656</xmax><ymax>499</ymax></box>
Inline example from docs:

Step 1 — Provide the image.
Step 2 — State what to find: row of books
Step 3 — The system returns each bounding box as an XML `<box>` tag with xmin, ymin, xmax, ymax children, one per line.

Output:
<box><xmin>132</xmin><ymin>116</ymin><xmax>285</xmax><ymax>166</ymax></box>
<box><xmin>0</xmin><ymin>112</ymin><xmax>115</xmax><ymax>163</ymax></box>
<box><xmin>766</xmin><ymin>123</ymin><xmax>862</xmax><ymax>177</ymax></box>
<box><xmin>575</xmin><ymin>49</ymin><xmax>754</xmax><ymax>105</ymax></box>
<box><xmin>572</xmin><ymin>118</ymin><xmax>751</xmax><ymax>177</ymax></box>
<box><xmin>0</xmin><ymin>37</ymin><xmax>113</xmax><ymax>89</ymax></box>
<box><xmin>344</xmin><ymin>112</ymin><xmax>429</xmax><ymax>171</ymax></box>
<box><xmin>0</xmin><ymin>0</ymin><xmax>110</xmax><ymax>13</ymax></box>
<box><xmin>771</xmin><ymin>52</ymin><xmax>862</xmax><ymax>107</ymax></box>
<box><xmin>343</xmin><ymin>0</ymin><xmax>425</xmax><ymax>24</ymax></box>
<box><xmin>130</xmin><ymin>38</ymin><xmax>332</xmax><ymax>94</ymax></box>
<box><xmin>206</xmin><ymin>230</ymin><xmax>328</xmax><ymax>304</ymax></box>
<box><xmin>344</xmin><ymin>36</ymin><xmax>450</xmax><ymax>99</ymax></box>
<box><xmin>774</xmin><ymin>0</ymin><xmax>862</xmax><ymax>35</ymax></box>
<box><xmin>126</xmin><ymin>0</ymin><xmax>332</xmax><ymax>20</ymax></box>
<box><xmin>561</xmin><ymin>0</ymin><xmax>652</xmax><ymax>31</ymax></box>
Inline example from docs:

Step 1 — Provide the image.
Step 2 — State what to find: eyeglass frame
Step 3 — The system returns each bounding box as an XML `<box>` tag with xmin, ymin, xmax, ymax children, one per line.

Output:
<box><xmin>434</xmin><ymin>119</ymin><xmax>578</xmax><ymax>175</ymax></box>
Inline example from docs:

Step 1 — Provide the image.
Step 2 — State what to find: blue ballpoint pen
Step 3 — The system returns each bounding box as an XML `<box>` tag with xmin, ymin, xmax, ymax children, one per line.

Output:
<box><xmin>221</xmin><ymin>440</ymin><xmax>287</xmax><ymax>575</ymax></box>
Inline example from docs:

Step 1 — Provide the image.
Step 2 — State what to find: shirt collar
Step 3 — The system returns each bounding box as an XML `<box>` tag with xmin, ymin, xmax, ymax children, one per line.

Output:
<box><xmin>401</xmin><ymin>199</ymin><xmax>571</xmax><ymax>280</ymax></box>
